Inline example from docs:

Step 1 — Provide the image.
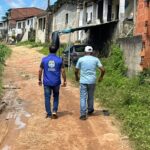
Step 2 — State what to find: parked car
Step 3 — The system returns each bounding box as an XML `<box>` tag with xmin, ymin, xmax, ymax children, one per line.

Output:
<box><xmin>62</xmin><ymin>44</ymin><xmax>86</xmax><ymax>66</ymax></box>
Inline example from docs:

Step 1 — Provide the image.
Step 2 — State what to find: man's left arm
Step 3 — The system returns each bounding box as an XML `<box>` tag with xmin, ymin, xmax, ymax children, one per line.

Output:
<box><xmin>61</xmin><ymin>64</ymin><xmax>67</xmax><ymax>87</ymax></box>
<box><xmin>38</xmin><ymin>67</ymin><xmax>43</xmax><ymax>86</ymax></box>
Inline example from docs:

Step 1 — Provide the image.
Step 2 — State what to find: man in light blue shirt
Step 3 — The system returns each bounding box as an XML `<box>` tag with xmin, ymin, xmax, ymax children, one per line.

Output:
<box><xmin>75</xmin><ymin>46</ymin><xmax>105</xmax><ymax>120</ymax></box>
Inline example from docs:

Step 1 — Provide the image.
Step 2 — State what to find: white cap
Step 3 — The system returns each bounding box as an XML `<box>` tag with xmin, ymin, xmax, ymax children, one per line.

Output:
<box><xmin>85</xmin><ymin>46</ymin><xmax>93</xmax><ymax>52</ymax></box>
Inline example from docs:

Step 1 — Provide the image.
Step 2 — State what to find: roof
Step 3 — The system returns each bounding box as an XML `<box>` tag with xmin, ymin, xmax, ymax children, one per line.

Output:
<box><xmin>60</xmin><ymin>20</ymin><xmax>118</xmax><ymax>33</ymax></box>
<box><xmin>9</xmin><ymin>7</ymin><xmax>44</xmax><ymax>21</ymax></box>
<box><xmin>37</xmin><ymin>11</ymin><xmax>52</xmax><ymax>18</ymax></box>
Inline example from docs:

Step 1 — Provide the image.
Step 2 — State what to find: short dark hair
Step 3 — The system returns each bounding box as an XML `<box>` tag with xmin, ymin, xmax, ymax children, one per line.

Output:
<box><xmin>49</xmin><ymin>45</ymin><xmax>58</xmax><ymax>53</ymax></box>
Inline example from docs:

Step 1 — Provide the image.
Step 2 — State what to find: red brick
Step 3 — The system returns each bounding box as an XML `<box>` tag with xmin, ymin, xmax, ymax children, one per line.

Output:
<box><xmin>138</xmin><ymin>3</ymin><xmax>144</xmax><ymax>9</ymax></box>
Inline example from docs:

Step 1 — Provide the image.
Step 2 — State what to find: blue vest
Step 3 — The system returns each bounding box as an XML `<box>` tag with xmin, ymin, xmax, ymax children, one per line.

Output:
<box><xmin>41</xmin><ymin>54</ymin><xmax>63</xmax><ymax>86</ymax></box>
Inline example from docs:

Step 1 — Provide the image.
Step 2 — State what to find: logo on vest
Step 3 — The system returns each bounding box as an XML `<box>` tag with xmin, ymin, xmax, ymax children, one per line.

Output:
<box><xmin>48</xmin><ymin>60</ymin><xmax>56</xmax><ymax>71</ymax></box>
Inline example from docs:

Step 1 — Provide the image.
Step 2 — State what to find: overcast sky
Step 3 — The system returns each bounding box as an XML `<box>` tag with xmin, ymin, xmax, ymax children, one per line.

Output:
<box><xmin>0</xmin><ymin>0</ymin><xmax>57</xmax><ymax>21</ymax></box>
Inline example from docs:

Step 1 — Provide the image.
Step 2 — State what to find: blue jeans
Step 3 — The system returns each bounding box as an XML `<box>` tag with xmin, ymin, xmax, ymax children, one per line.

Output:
<box><xmin>80</xmin><ymin>84</ymin><xmax>95</xmax><ymax>116</ymax></box>
<box><xmin>44</xmin><ymin>85</ymin><xmax>60</xmax><ymax>116</ymax></box>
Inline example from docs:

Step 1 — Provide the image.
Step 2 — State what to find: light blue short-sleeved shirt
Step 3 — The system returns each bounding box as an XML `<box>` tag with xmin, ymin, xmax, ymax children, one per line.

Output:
<box><xmin>76</xmin><ymin>55</ymin><xmax>103</xmax><ymax>84</ymax></box>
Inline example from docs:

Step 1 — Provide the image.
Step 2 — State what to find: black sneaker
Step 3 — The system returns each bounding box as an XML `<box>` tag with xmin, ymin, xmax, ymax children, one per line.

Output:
<box><xmin>52</xmin><ymin>112</ymin><xmax>58</xmax><ymax>119</ymax></box>
<box><xmin>87</xmin><ymin>110</ymin><xmax>94</xmax><ymax>115</ymax></box>
<box><xmin>46</xmin><ymin>114</ymin><xmax>52</xmax><ymax>119</ymax></box>
<box><xmin>80</xmin><ymin>115</ymin><xmax>87</xmax><ymax>120</ymax></box>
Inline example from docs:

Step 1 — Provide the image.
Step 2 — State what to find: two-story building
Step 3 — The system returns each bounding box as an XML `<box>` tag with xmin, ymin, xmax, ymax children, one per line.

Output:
<box><xmin>49</xmin><ymin>0</ymin><xmax>135</xmax><ymax>48</ymax></box>
<box><xmin>7</xmin><ymin>7</ymin><xmax>44</xmax><ymax>42</ymax></box>
<box><xmin>16</xmin><ymin>16</ymin><xmax>37</xmax><ymax>41</ymax></box>
<box><xmin>52</xmin><ymin>2</ymin><xmax>78</xmax><ymax>43</ymax></box>
<box><xmin>36</xmin><ymin>11</ymin><xmax>52</xmax><ymax>43</ymax></box>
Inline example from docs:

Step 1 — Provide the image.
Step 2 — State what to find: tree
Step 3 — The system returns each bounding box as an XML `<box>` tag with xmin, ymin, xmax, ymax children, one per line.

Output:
<box><xmin>2</xmin><ymin>9</ymin><xmax>11</xmax><ymax>21</ymax></box>
<box><xmin>2</xmin><ymin>9</ymin><xmax>11</xmax><ymax>42</ymax></box>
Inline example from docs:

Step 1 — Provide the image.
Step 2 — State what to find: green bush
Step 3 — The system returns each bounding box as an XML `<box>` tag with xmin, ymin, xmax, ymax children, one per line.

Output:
<box><xmin>39</xmin><ymin>43</ymin><xmax>67</xmax><ymax>57</ymax></box>
<box><xmin>0</xmin><ymin>44</ymin><xmax>11</xmax><ymax>96</ymax></box>
<box><xmin>95</xmin><ymin>44</ymin><xmax>150</xmax><ymax>150</ymax></box>
<box><xmin>17</xmin><ymin>41</ymin><xmax>47</xmax><ymax>48</ymax></box>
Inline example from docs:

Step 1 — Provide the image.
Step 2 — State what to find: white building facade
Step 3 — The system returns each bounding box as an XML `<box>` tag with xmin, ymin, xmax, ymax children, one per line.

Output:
<box><xmin>16</xmin><ymin>17</ymin><xmax>37</xmax><ymax>41</ymax></box>
<box><xmin>52</xmin><ymin>3</ymin><xmax>78</xmax><ymax>43</ymax></box>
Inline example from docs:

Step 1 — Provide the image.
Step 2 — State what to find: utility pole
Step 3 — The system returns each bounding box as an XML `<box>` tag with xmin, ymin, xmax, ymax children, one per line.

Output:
<box><xmin>47</xmin><ymin>0</ymin><xmax>50</xmax><ymax>11</ymax></box>
<box><xmin>46</xmin><ymin>0</ymin><xmax>52</xmax><ymax>42</ymax></box>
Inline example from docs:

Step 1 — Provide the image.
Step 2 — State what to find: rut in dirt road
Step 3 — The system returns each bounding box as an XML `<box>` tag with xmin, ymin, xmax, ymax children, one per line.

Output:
<box><xmin>0</xmin><ymin>46</ymin><xmax>132</xmax><ymax>150</ymax></box>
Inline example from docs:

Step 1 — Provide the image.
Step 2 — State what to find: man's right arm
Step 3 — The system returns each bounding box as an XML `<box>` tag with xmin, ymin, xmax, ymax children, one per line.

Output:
<box><xmin>98</xmin><ymin>67</ymin><xmax>105</xmax><ymax>82</ymax></box>
<box><xmin>97</xmin><ymin>58</ymin><xmax>105</xmax><ymax>82</ymax></box>
<box><xmin>75</xmin><ymin>59</ymin><xmax>80</xmax><ymax>82</ymax></box>
<box><xmin>38</xmin><ymin>61</ymin><xmax>43</xmax><ymax>86</ymax></box>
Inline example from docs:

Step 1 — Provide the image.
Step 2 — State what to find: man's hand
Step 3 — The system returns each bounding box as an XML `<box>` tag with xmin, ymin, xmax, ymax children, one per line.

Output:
<box><xmin>38</xmin><ymin>81</ymin><xmax>42</xmax><ymax>86</ymax></box>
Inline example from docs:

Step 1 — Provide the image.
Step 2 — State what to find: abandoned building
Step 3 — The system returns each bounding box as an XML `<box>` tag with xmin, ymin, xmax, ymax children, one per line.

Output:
<box><xmin>36</xmin><ymin>11</ymin><xmax>52</xmax><ymax>43</ymax></box>
<box><xmin>51</xmin><ymin>2</ymin><xmax>78</xmax><ymax>43</ymax></box>
<box><xmin>1</xmin><ymin>7</ymin><xmax>44</xmax><ymax>42</ymax></box>
<box><xmin>1</xmin><ymin>0</ymin><xmax>150</xmax><ymax>75</ymax></box>
<box><xmin>45</xmin><ymin>0</ymin><xmax>135</xmax><ymax>50</ymax></box>
<box><xmin>119</xmin><ymin>0</ymin><xmax>150</xmax><ymax>76</ymax></box>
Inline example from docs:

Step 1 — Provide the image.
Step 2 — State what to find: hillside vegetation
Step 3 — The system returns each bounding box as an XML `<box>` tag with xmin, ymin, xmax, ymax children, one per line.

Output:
<box><xmin>95</xmin><ymin>44</ymin><xmax>150</xmax><ymax>150</ymax></box>
<box><xmin>0</xmin><ymin>44</ymin><xmax>11</xmax><ymax>97</ymax></box>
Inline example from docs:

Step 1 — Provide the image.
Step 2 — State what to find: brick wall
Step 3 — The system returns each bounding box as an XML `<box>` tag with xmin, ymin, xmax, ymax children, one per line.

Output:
<box><xmin>134</xmin><ymin>0</ymin><xmax>150</xmax><ymax>69</ymax></box>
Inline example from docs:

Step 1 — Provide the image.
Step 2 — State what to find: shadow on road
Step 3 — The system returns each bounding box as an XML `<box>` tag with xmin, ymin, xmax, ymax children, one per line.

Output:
<box><xmin>58</xmin><ymin>111</ymin><xmax>73</xmax><ymax>118</ymax></box>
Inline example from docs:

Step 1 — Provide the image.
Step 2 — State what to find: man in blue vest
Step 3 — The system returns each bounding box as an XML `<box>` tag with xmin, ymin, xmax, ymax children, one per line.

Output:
<box><xmin>39</xmin><ymin>45</ymin><xmax>66</xmax><ymax>119</ymax></box>
<box><xmin>75</xmin><ymin>46</ymin><xmax>105</xmax><ymax>120</ymax></box>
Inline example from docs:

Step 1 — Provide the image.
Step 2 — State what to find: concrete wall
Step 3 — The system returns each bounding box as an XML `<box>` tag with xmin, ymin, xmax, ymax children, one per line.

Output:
<box><xmin>52</xmin><ymin>4</ymin><xmax>77</xmax><ymax>43</ymax></box>
<box><xmin>36</xmin><ymin>16</ymin><xmax>46</xmax><ymax>43</ymax></box>
<box><xmin>36</xmin><ymin>29</ymin><xmax>46</xmax><ymax>43</ymax></box>
<box><xmin>118</xmin><ymin>35</ymin><xmax>143</xmax><ymax>77</ymax></box>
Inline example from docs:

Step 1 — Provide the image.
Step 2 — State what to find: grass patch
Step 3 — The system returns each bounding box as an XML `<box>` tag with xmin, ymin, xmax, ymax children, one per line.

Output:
<box><xmin>95</xmin><ymin>44</ymin><xmax>150</xmax><ymax>150</ymax></box>
<box><xmin>39</xmin><ymin>43</ymin><xmax>67</xmax><ymax>56</ymax></box>
<box><xmin>0</xmin><ymin>43</ymin><xmax>12</xmax><ymax>97</ymax></box>
<box><xmin>18</xmin><ymin>41</ymin><xmax>67</xmax><ymax>57</ymax></box>
<box><xmin>17</xmin><ymin>41</ymin><xmax>49</xmax><ymax>48</ymax></box>
<box><xmin>64</xmin><ymin>44</ymin><xmax>150</xmax><ymax>150</ymax></box>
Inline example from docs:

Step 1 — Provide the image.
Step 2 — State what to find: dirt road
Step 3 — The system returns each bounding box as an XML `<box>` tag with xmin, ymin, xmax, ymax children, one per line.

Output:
<box><xmin>0</xmin><ymin>46</ymin><xmax>132</xmax><ymax>150</ymax></box>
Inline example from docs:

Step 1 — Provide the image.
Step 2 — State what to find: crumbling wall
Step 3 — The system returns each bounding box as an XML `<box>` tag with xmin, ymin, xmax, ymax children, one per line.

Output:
<box><xmin>87</xmin><ymin>22</ymin><xmax>118</xmax><ymax>56</ymax></box>
<box><xmin>52</xmin><ymin>4</ymin><xmax>78</xmax><ymax>43</ymax></box>
<box><xmin>118</xmin><ymin>35</ymin><xmax>142</xmax><ymax>77</ymax></box>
